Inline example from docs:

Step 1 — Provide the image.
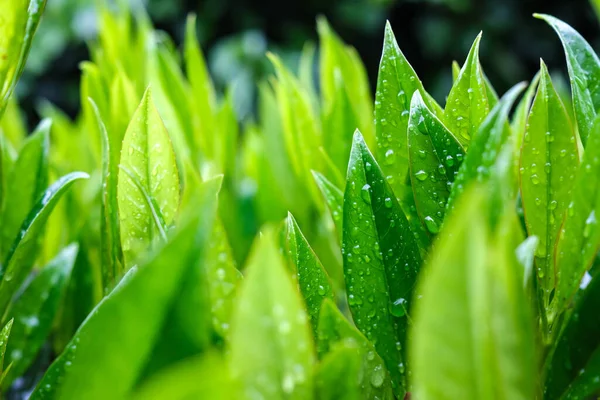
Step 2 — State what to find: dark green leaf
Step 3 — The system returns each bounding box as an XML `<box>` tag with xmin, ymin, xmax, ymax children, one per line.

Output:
<box><xmin>535</xmin><ymin>14</ymin><xmax>600</xmax><ymax>145</ymax></box>
<box><xmin>408</xmin><ymin>91</ymin><xmax>465</xmax><ymax>234</ymax></box>
<box><xmin>285</xmin><ymin>213</ymin><xmax>335</xmax><ymax>334</ymax></box>
<box><xmin>343</xmin><ymin>131</ymin><xmax>423</xmax><ymax>394</ymax></box>
<box><xmin>2</xmin><ymin>244</ymin><xmax>78</xmax><ymax>387</ymax></box>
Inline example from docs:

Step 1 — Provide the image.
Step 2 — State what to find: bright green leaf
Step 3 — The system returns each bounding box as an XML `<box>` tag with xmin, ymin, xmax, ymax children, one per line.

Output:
<box><xmin>520</xmin><ymin>61</ymin><xmax>578</xmax><ymax>311</ymax></box>
<box><xmin>312</xmin><ymin>170</ymin><xmax>343</xmax><ymax>244</ymax></box>
<box><xmin>229</xmin><ymin>228</ymin><xmax>314</xmax><ymax>399</ymax></box>
<box><xmin>117</xmin><ymin>87</ymin><xmax>181</xmax><ymax>268</ymax></box>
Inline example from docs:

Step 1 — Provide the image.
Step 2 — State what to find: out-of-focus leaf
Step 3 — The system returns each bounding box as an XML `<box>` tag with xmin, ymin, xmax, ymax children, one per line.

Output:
<box><xmin>318</xmin><ymin>17</ymin><xmax>374</xmax><ymax>165</ymax></box>
<box><xmin>314</xmin><ymin>344</ymin><xmax>363</xmax><ymax>400</ymax></box>
<box><xmin>512</xmin><ymin>72</ymin><xmax>540</xmax><ymax>154</ymax></box>
<box><xmin>343</xmin><ymin>131</ymin><xmax>423</xmax><ymax>395</ymax></box>
<box><xmin>0</xmin><ymin>172</ymin><xmax>88</xmax><ymax>315</ymax></box>
<box><xmin>317</xmin><ymin>299</ymin><xmax>394</xmax><ymax>399</ymax></box>
<box><xmin>1</xmin><ymin>0</ymin><xmax>47</xmax><ymax>115</ymax></box>
<box><xmin>520</xmin><ymin>62</ymin><xmax>578</xmax><ymax>311</ymax></box>
<box><xmin>312</xmin><ymin>171</ymin><xmax>343</xmax><ymax>244</ymax></box>
<box><xmin>411</xmin><ymin>188</ymin><xmax>536</xmax><ymax>400</ymax></box>
<box><xmin>229</xmin><ymin>228</ymin><xmax>314</xmax><ymax>399</ymax></box>
<box><xmin>284</xmin><ymin>213</ymin><xmax>334</xmax><ymax>333</ymax></box>
<box><xmin>91</xmin><ymin>99</ymin><xmax>123</xmax><ymax>293</ymax></box>
<box><xmin>133</xmin><ymin>353</ymin><xmax>236</xmax><ymax>400</ymax></box>
<box><xmin>0</xmin><ymin>319</ymin><xmax>13</xmax><ymax>378</ymax></box>
<box><xmin>408</xmin><ymin>91</ymin><xmax>465</xmax><ymax>234</ymax></box>
<box><xmin>2</xmin><ymin>244</ymin><xmax>78</xmax><ymax>388</ymax></box>
<box><xmin>185</xmin><ymin>14</ymin><xmax>217</xmax><ymax>163</ymax></box>
<box><xmin>553</xmin><ymin>115</ymin><xmax>600</xmax><ymax>315</ymax></box>
<box><xmin>117</xmin><ymin>88</ymin><xmax>180</xmax><ymax>268</ymax></box>
<box><xmin>0</xmin><ymin>96</ymin><xmax>27</xmax><ymax>149</ymax></box>
<box><xmin>0</xmin><ymin>119</ymin><xmax>49</xmax><ymax>260</ymax></box>
<box><xmin>447</xmin><ymin>83</ymin><xmax>526</xmax><ymax>213</ymax></box>
<box><xmin>30</xmin><ymin>186</ymin><xmax>218</xmax><ymax>400</ymax></box>
<box><xmin>536</xmin><ymin>14</ymin><xmax>600</xmax><ymax>146</ymax></box>
<box><xmin>444</xmin><ymin>32</ymin><xmax>490</xmax><ymax>148</ymax></box>
<box><xmin>546</xmin><ymin>273</ymin><xmax>600</xmax><ymax>399</ymax></box>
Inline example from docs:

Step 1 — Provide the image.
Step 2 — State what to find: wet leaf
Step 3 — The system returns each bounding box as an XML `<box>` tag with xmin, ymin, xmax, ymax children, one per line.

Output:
<box><xmin>553</xmin><ymin>115</ymin><xmax>600</xmax><ymax>315</ymax></box>
<box><xmin>520</xmin><ymin>61</ymin><xmax>578</xmax><ymax>310</ymax></box>
<box><xmin>2</xmin><ymin>244</ymin><xmax>78</xmax><ymax>388</ymax></box>
<box><xmin>444</xmin><ymin>32</ymin><xmax>490</xmax><ymax>147</ymax></box>
<box><xmin>133</xmin><ymin>352</ymin><xmax>236</xmax><ymax>400</ymax></box>
<box><xmin>447</xmin><ymin>83</ymin><xmax>526</xmax><ymax>213</ymax></box>
<box><xmin>312</xmin><ymin>170</ymin><xmax>343</xmax><ymax>244</ymax></box>
<box><xmin>343</xmin><ymin>131</ymin><xmax>423</xmax><ymax>394</ymax></box>
<box><xmin>117</xmin><ymin>87</ymin><xmax>181</xmax><ymax>268</ymax></box>
<box><xmin>411</xmin><ymin>188</ymin><xmax>535</xmax><ymax>400</ymax></box>
<box><xmin>30</xmin><ymin>187</ymin><xmax>218</xmax><ymax>400</ymax></box>
<box><xmin>408</xmin><ymin>91</ymin><xmax>465</xmax><ymax>233</ymax></box>
<box><xmin>284</xmin><ymin>213</ymin><xmax>335</xmax><ymax>333</ymax></box>
<box><xmin>0</xmin><ymin>119</ymin><xmax>49</xmax><ymax>260</ymax></box>
<box><xmin>0</xmin><ymin>172</ymin><xmax>88</xmax><ymax>315</ymax></box>
<box><xmin>536</xmin><ymin>14</ymin><xmax>600</xmax><ymax>146</ymax></box>
<box><xmin>317</xmin><ymin>299</ymin><xmax>395</xmax><ymax>399</ymax></box>
<box><xmin>229</xmin><ymin>228</ymin><xmax>314</xmax><ymax>399</ymax></box>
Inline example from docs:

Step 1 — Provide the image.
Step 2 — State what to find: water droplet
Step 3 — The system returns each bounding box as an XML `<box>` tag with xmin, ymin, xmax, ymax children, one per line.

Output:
<box><xmin>531</xmin><ymin>174</ymin><xmax>540</xmax><ymax>185</ymax></box>
<box><xmin>424</xmin><ymin>216</ymin><xmax>439</xmax><ymax>234</ymax></box>
<box><xmin>417</xmin><ymin>115</ymin><xmax>428</xmax><ymax>134</ymax></box>
<box><xmin>584</xmin><ymin>210</ymin><xmax>597</xmax><ymax>238</ymax></box>
<box><xmin>384</xmin><ymin>197</ymin><xmax>393</xmax><ymax>208</ymax></box>
<box><xmin>370</xmin><ymin>365</ymin><xmax>385</xmax><ymax>388</ymax></box>
<box><xmin>415</xmin><ymin>170</ymin><xmax>428</xmax><ymax>181</ymax></box>
<box><xmin>318</xmin><ymin>285</ymin><xmax>326</xmax><ymax>296</ymax></box>
<box><xmin>385</xmin><ymin>149</ymin><xmax>396</xmax><ymax>165</ymax></box>
<box><xmin>549</xmin><ymin>200</ymin><xmax>558</xmax><ymax>210</ymax></box>
<box><xmin>445</xmin><ymin>155</ymin><xmax>454</xmax><ymax>166</ymax></box>
<box><xmin>390</xmin><ymin>298</ymin><xmax>407</xmax><ymax>317</ymax></box>
<box><xmin>361</xmin><ymin>184</ymin><xmax>372</xmax><ymax>204</ymax></box>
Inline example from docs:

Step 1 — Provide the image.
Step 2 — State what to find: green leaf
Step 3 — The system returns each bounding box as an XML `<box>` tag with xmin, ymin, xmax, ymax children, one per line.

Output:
<box><xmin>284</xmin><ymin>213</ymin><xmax>335</xmax><ymax>333</ymax></box>
<box><xmin>545</xmin><ymin>273</ymin><xmax>600</xmax><ymax>400</ymax></box>
<box><xmin>408</xmin><ymin>91</ymin><xmax>465</xmax><ymax>234</ymax></box>
<box><xmin>0</xmin><ymin>319</ymin><xmax>13</xmax><ymax>376</ymax></box>
<box><xmin>343</xmin><ymin>131</ymin><xmax>423</xmax><ymax>394</ymax></box>
<box><xmin>444</xmin><ymin>32</ymin><xmax>490</xmax><ymax>147</ymax></box>
<box><xmin>312</xmin><ymin>170</ymin><xmax>343</xmax><ymax>244</ymax></box>
<box><xmin>535</xmin><ymin>14</ymin><xmax>600</xmax><ymax>145</ymax></box>
<box><xmin>133</xmin><ymin>352</ymin><xmax>236</xmax><ymax>400</ymax></box>
<box><xmin>117</xmin><ymin>87</ymin><xmax>181</xmax><ymax>268</ymax></box>
<box><xmin>411</xmin><ymin>188</ymin><xmax>536</xmax><ymax>400</ymax></box>
<box><xmin>520</xmin><ymin>61</ymin><xmax>579</xmax><ymax>311</ymax></box>
<box><xmin>447</xmin><ymin>83</ymin><xmax>526</xmax><ymax>213</ymax></box>
<box><xmin>317</xmin><ymin>299</ymin><xmax>395</xmax><ymax>399</ymax></box>
<box><xmin>553</xmin><ymin>115</ymin><xmax>600</xmax><ymax>315</ymax></box>
<box><xmin>0</xmin><ymin>119</ymin><xmax>49</xmax><ymax>259</ymax></box>
<box><xmin>512</xmin><ymin>72</ymin><xmax>541</xmax><ymax>152</ymax></box>
<box><xmin>229</xmin><ymin>227</ymin><xmax>314</xmax><ymax>399</ymax></box>
<box><xmin>0</xmin><ymin>172</ymin><xmax>88</xmax><ymax>316</ymax></box>
<box><xmin>91</xmin><ymin>99</ymin><xmax>123</xmax><ymax>293</ymax></box>
<box><xmin>314</xmin><ymin>344</ymin><xmax>363</xmax><ymax>400</ymax></box>
<box><xmin>2</xmin><ymin>244</ymin><xmax>78</xmax><ymax>388</ymax></box>
<box><xmin>374</xmin><ymin>22</ymin><xmax>441</xmax><ymax>210</ymax></box>
<box><xmin>30</xmin><ymin>187</ymin><xmax>218</xmax><ymax>400</ymax></box>
<box><xmin>1</xmin><ymin>0</ymin><xmax>46</xmax><ymax>115</ymax></box>
<box><xmin>185</xmin><ymin>14</ymin><xmax>217</xmax><ymax>162</ymax></box>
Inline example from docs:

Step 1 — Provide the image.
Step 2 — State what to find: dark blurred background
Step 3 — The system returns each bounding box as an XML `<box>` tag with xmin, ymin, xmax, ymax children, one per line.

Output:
<box><xmin>15</xmin><ymin>0</ymin><xmax>600</xmax><ymax>127</ymax></box>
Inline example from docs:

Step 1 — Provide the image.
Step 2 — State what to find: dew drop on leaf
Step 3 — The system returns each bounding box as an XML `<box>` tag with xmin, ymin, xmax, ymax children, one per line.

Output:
<box><xmin>415</xmin><ymin>170</ymin><xmax>428</xmax><ymax>181</ymax></box>
<box><xmin>424</xmin><ymin>216</ymin><xmax>439</xmax><ymax>234</ymax></box>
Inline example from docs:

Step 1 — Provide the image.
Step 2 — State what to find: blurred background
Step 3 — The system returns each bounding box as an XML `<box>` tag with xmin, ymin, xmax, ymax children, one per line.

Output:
<box><xmin>15</xmin><ymin>0</ymin><xmax>600</xmax><ymax>128</ymax></box>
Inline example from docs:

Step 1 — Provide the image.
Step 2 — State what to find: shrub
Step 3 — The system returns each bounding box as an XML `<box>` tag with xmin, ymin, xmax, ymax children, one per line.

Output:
<box><xmin>1</xmin><ymin>2</ymin><xmax>600</xmax><ymax>399</ymax></box>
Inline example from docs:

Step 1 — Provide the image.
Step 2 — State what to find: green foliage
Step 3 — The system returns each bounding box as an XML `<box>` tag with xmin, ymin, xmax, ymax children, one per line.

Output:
<box><xmin>1</xmin><ymin>3</ymin><xmax>600</xmax><ymax>399</ymax></box>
